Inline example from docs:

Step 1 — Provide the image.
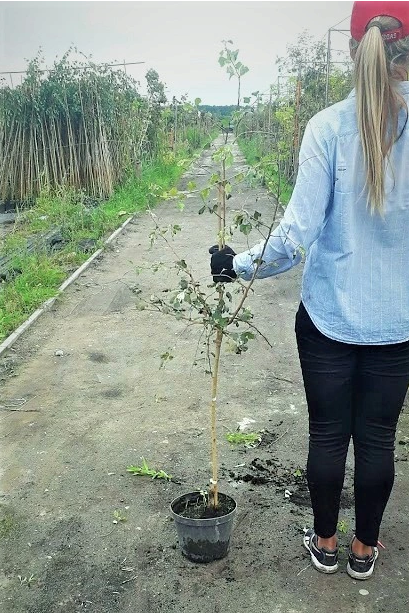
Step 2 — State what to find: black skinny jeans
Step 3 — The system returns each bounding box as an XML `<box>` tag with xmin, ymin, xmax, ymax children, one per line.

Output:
<box><xmin>295</xmin><ymin>302</ymin><xmax>409</xmax><ymax>546</ymax></box>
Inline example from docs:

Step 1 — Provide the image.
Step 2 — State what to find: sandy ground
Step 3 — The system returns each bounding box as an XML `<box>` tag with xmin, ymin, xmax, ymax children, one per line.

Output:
<box><xmin>1</xmin><ymin>136</ymin><xmax>408</xmax><ymax>613</ymax></box>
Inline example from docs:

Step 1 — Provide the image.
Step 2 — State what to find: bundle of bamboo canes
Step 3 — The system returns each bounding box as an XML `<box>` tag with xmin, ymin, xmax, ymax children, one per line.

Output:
<box><xmin>0</xmin><ymin>56</ymin><xmax>150</xmax><ymax>203</ymax></box>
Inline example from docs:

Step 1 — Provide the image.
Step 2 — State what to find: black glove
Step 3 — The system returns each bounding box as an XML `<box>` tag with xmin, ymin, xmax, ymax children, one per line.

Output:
<box><xmin>209</xmin><ymin>245</ymin><xmax>237</xmax><ymax>283</ymax></box>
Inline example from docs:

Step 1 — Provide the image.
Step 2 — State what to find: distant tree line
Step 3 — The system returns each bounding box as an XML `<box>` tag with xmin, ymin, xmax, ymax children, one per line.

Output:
<box><xmin>198</xmin><ymin>105</ymin><xmax>237</xmax><ymax>118</ymax></box>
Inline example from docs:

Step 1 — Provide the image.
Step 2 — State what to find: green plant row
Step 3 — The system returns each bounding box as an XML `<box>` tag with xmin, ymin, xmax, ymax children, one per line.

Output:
<box><xmin>0</xmin><ymin>51</ymin><xmax>216</xmax><ymax>204</ymax></box>
<box><xmin>237</xmin><ymin>135</ymin><xmax>293</xmax><ymax>206</ymax></box>
<box><xmin>0</xmin><ymin>134</ymin><xmax>214</xmax><ymax>342</ymax></box>
<box><xmin>234</xmin><ymin>32</ymin><xmax>352</xmax><ymax>193</ymax></box>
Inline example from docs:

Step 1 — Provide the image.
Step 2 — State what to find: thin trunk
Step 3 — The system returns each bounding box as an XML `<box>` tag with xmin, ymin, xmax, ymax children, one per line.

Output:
<box><xmin>209</xmin><ymin>156</ymin><xmax>227</xmax><ymax>509</ymax></box>
<box><xmin>209</xmin><ymin>330</ymin><xmax>222</xmax><ymax>508</ymax></box>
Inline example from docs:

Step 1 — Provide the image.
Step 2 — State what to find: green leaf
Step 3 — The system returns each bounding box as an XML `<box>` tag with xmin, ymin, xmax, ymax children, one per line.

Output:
<box><xmin>168</xmin><ymin>186</ymin><xmax>179</xmax><ymax>198</ymax></box>
<box><xmin>187</xmin><ymin>181</ymin><xmax>196</xmax><ymax>191</ymax></box>
<box><xmin>240</xmin><ymin>308</ymin><xmax>253</xmax><ymax>322</ymax></box>
<box><xmin>243</xmin><ymin>97</ymin><xmax>250</xmax><ymax>104</ymax></box>
<box><xmin>225</xmin><ymin>151</ymin><xmax>234</xmax><ymax>167</ymax></box>
<box><xmin>239</xmin><ymin>223</ymin><xmax>252</xmax><ymax>235</ymax></box>
<box><xmin>200</xmin><ymin>187</ymin><xmax>210</xmax><ymax>202</ymax></box>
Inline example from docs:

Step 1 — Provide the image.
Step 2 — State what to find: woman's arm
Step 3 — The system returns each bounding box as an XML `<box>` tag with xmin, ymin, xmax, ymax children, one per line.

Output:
<box><xmin>233</xmin><ymin>119</ymin><xmax>333</xmax><ymax>281</ymax></box>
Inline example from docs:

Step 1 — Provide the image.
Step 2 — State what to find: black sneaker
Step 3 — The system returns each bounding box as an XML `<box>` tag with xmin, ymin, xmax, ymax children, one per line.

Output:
<box><xmin>303</xmin><ymin>528</ymin><xmax>339</xmax><ymax>574</ymax></box>
<box><xmin>347</xmin><ymin>537</ymin><xmax>379</xmax><ymax>580</ymax></box>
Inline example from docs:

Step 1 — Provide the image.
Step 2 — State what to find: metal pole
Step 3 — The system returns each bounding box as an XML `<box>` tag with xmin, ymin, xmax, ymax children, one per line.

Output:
<box><xmin>325</xmin><ymin>29</ymin><xmax>331</xmax><ymax>107</ymax></box>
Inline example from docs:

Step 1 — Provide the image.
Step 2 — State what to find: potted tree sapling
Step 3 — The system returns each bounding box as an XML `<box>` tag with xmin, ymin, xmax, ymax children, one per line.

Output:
<box><xmin>143</xmin><ymin>43</ymin><xmax>288</xmax><ymax>563</ymax></box>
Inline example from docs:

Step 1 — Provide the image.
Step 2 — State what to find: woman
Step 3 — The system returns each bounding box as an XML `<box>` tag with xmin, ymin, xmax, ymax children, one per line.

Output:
<box><xmin>210</xmin><ymin>1</ymin><xmax>409</xmax><ymax>580</ymax></box>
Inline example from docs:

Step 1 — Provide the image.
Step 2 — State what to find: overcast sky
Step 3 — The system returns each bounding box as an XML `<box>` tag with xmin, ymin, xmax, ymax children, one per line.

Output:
<box><xmin>0</xmin><ymin>0</ymin><xmax>354</xmax><ymax>104</ymax></box>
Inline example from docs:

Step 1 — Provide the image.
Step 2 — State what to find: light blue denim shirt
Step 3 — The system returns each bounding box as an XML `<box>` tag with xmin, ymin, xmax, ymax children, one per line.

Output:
<box><xmin>233</xmin><ymin>82</ymin><xmax>409</xmax><ymax>345</ymax></box>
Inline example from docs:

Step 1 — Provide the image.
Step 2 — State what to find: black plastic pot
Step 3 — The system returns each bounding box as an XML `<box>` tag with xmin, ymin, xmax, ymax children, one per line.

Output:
<box><xmin>170</xmin><ymin>491</ymin><xmax>237</xmax><ymax>563</ymax></box>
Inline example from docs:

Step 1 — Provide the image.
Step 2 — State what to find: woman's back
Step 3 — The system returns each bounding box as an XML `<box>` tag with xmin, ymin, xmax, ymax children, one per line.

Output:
<box><xmin>300</xmin><ymin>81</ymin><xmax>409</xmax><ymax>344</ymax></box>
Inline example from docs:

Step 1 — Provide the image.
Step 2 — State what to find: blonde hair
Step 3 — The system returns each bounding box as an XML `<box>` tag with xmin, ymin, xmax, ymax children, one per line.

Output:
<box><xmin>351</xmin><ymin>16</ymin><xmax>409</xmax><ymax>214</ymax></box>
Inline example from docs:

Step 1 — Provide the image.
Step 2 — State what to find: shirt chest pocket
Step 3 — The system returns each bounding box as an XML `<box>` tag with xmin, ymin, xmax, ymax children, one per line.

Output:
<box><xmin>333</xmin><ymin>138</ymin><xmax>365</xmax><ymax>194</ymax></box>
<box><xmin>333</xmin><ymin>159</ymin><xmax>365</xmax><ymax>194</ymax></box>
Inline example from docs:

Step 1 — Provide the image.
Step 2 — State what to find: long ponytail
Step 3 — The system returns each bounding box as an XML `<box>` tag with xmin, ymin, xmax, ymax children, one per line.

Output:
<box><xmin>352</xmin><ymin>16</ymin><xmax>409</xmax><ymax>213</ymax></box>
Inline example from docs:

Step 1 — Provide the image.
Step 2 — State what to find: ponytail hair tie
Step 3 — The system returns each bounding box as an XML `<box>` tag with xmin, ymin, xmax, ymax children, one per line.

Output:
<box><xmin>366</xmin><ymin>21</ymin><xmax>383</xmax><ymax>30</ymax></box>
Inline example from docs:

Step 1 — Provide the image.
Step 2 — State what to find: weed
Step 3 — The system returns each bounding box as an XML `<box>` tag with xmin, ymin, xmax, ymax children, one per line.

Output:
<box><xmin>126</xmin><ymin>458</ymin><xmax>172</xmax><ymax>481</ymax></box>
<box><xmin>113</xmin><ymin>510</ymin><xmax>127</xmax><ymax>523</ymax></box>
<box><xmin>18</xmin><ymin>574</ymin><xmax>36</xmax><ymax>587</ymax></box>
<box><xmin>337</xmin><ymin>519</ymin><xmax>349</xmax><ymax>534</ymax></box>
<box><xmin>225</xmin><ymin>432</ymin><xmax>260</xmax><ymax>446</ymax></box>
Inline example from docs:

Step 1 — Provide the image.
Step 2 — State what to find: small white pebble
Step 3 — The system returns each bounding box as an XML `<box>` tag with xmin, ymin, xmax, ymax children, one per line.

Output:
<box><xmin>54</xmin><ymin>350</ymin><xmax>64</xmax><ymax>357</ymax></box>
<box><xmin>359</xmin><ymin>589</ymin><xmax>369</xmax><ymax>596</ymax></box>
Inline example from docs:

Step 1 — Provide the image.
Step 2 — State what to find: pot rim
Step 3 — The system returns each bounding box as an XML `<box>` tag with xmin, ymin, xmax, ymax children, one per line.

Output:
<box><xmin>170</xmin><ymin>491</ymin><xmax>237</xmax><ymax>523</ymax></box>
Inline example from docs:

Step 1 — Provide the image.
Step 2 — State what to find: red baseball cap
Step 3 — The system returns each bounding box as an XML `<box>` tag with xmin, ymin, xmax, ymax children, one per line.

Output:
<box><xmin>351</xmin><ymin>1</ymin><xmax>409</xmax><ymax>42</ymax></box>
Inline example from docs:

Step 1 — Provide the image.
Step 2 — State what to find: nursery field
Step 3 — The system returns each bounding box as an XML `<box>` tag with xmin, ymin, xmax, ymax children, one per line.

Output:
<box><xmin>1</xmin><ymin>136</ymin><xmax>409</xmax><ymax>613</ymax></box>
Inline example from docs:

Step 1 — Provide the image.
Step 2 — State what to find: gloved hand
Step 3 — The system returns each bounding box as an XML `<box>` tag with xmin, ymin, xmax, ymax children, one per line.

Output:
<box><xmin>209</xmin><ymin>244</ymin><xmax>237</xmax><ymax>283</ymax></box>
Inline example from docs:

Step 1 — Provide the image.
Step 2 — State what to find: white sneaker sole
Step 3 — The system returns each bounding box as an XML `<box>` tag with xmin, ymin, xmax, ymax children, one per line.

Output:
<box><xmin>346</xmin><ymin>548</ymin><xmax>379</xmax><ymax>580</ymax></box>
<box><xmin>303</xmin><ymin>533</ymin><xmax>339</xmax><ymax>574</ymax></box>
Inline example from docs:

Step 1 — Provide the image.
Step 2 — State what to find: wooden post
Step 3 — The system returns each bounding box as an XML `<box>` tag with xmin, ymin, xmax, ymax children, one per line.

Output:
<box><xmin>293</xmin><ymin>70</ymin><xmax>302</xmax><ymax>178</ymax></box>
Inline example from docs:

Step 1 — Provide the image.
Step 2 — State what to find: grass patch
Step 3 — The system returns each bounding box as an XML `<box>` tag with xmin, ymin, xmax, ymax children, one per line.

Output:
<box><xmin>0</xmin><ymin>137</ymin><xmax>213</xmax><ymax>342</ymax></box>
<box><xmin>0</xmin><ymin>255</ymin><xmax>66</xmax><ymax>335</ymax></box>
<box><xmin>238</xmin><ymin>136</ymin><xmax>293</xmax><ymax>206</ymax></box>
